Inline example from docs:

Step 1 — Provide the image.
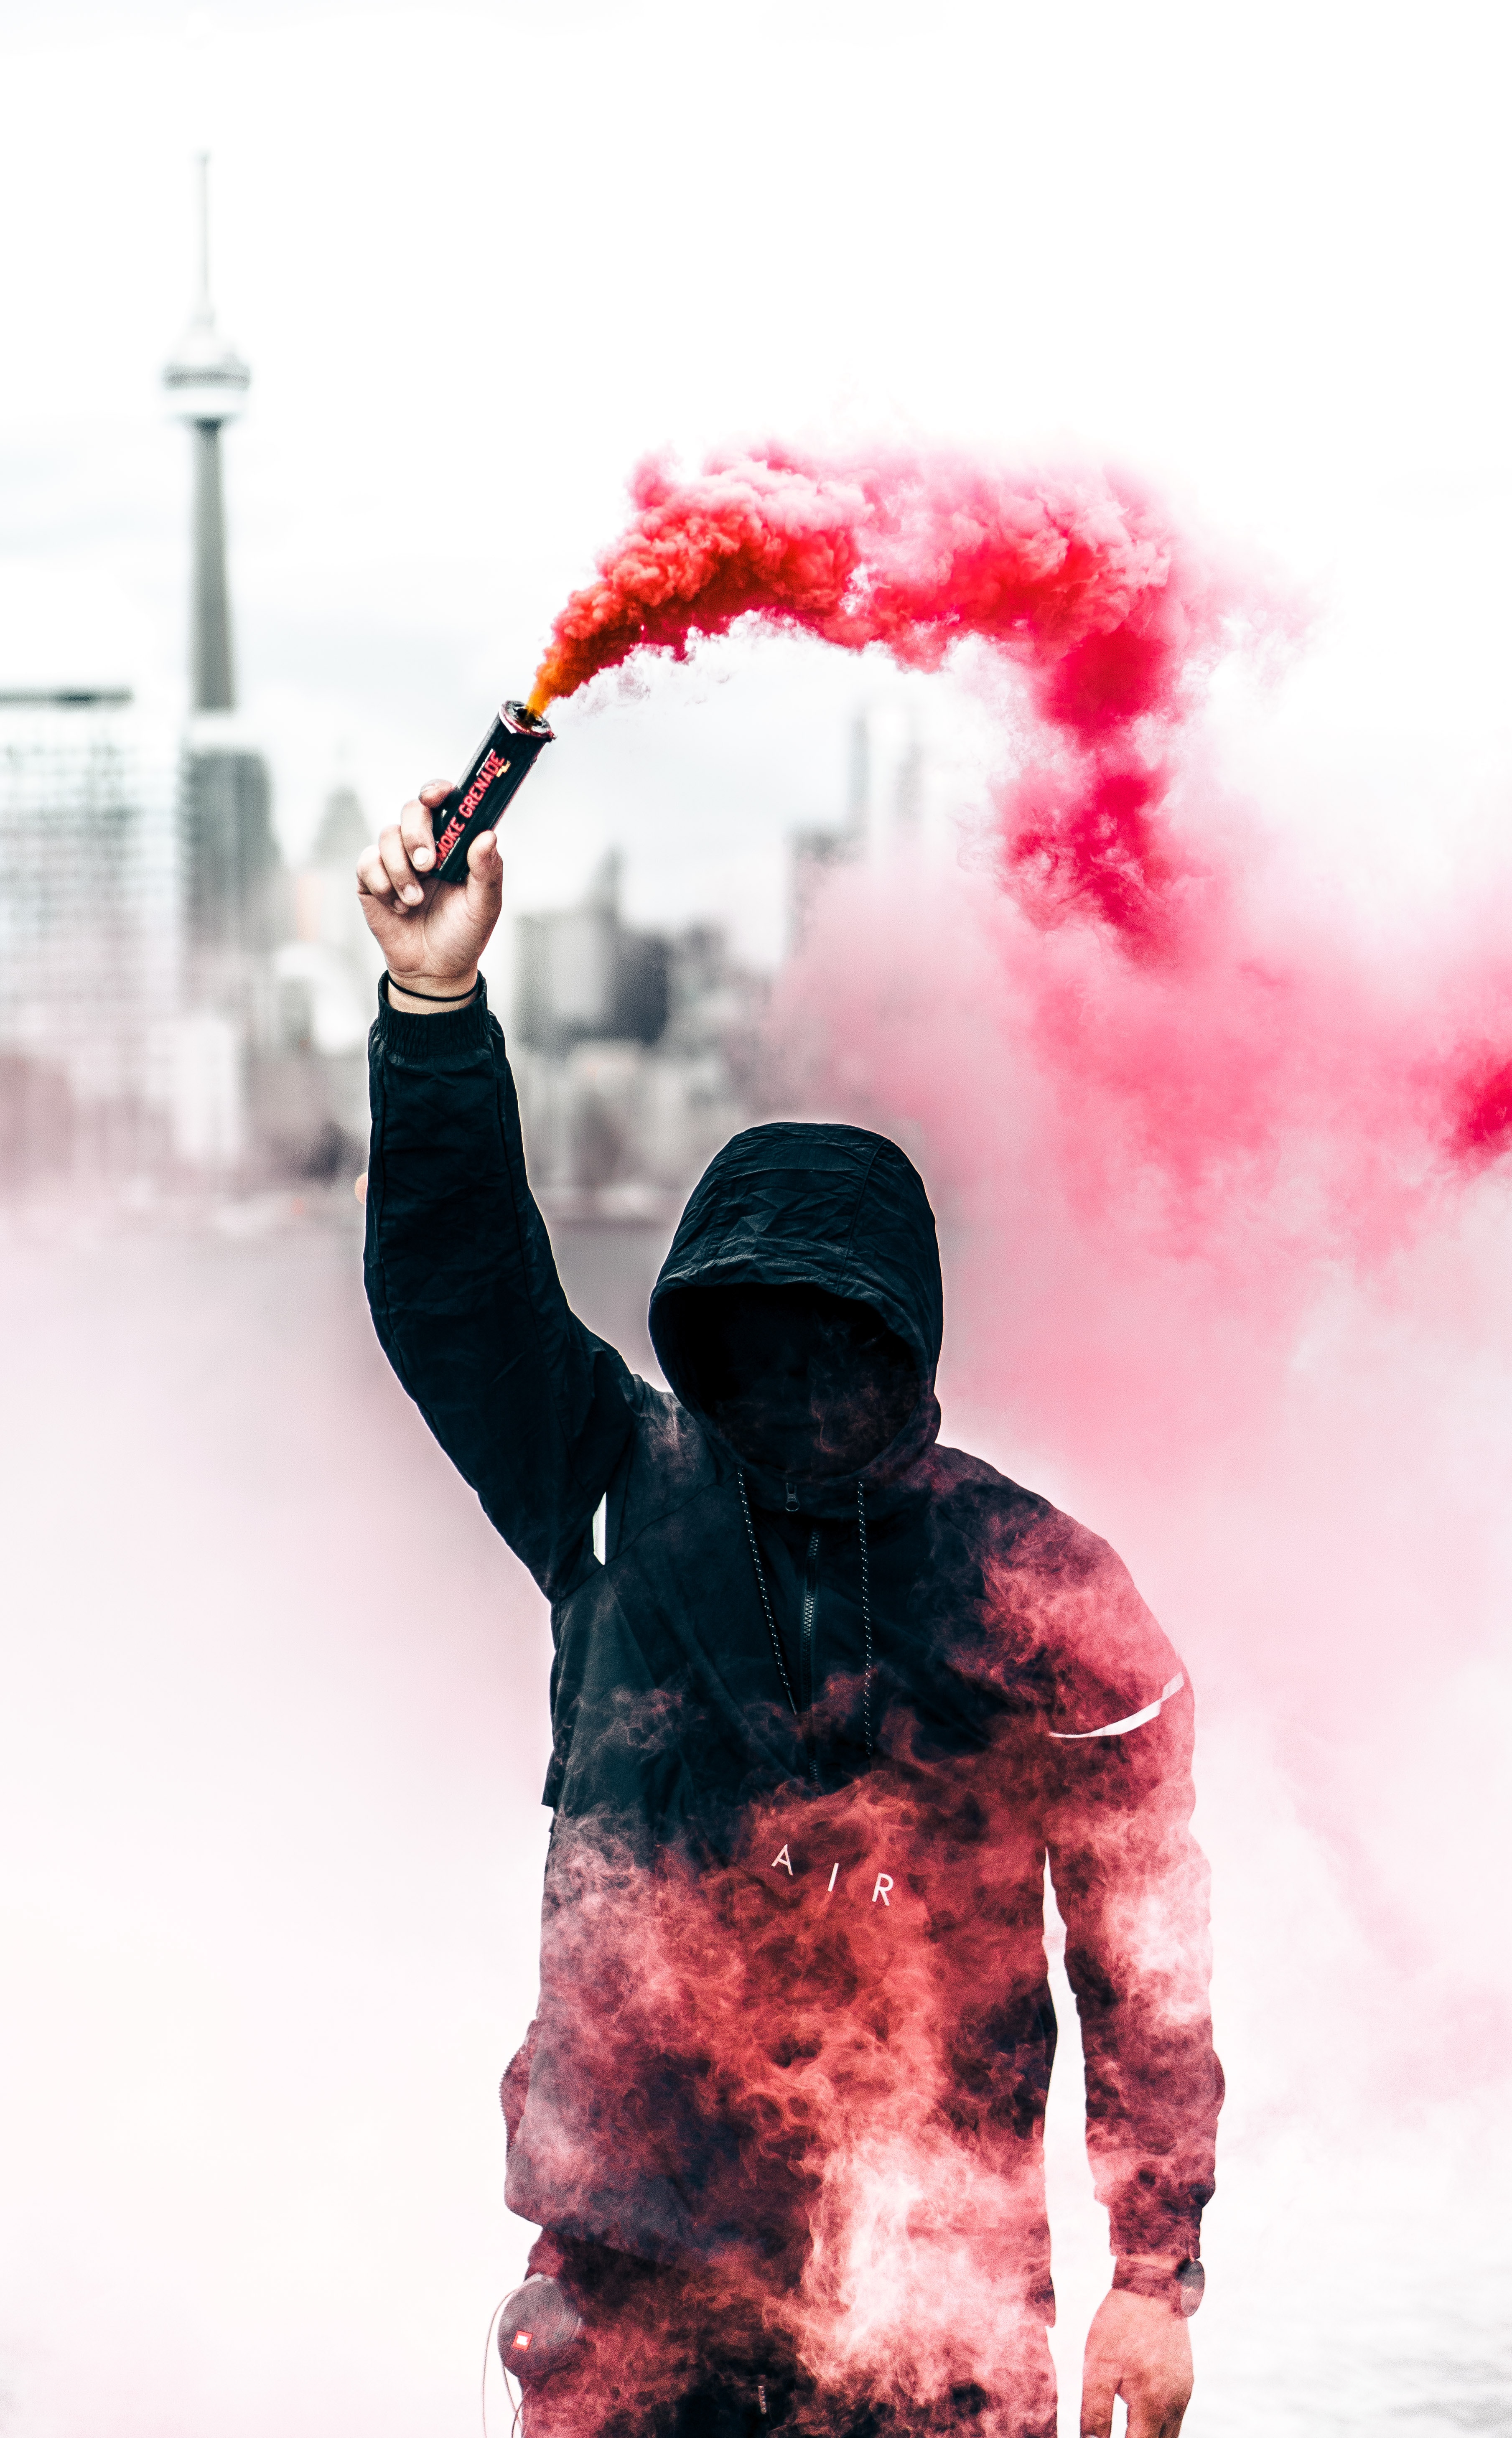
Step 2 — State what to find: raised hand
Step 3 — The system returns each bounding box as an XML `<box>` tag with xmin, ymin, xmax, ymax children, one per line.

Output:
<box><xmin>355</xmin><ymin>780</ymin><xmax>505</xmax><ymax>999</ymax></box>
<box><xmin>1080</xmin><ymin>2288</ymin><xmax>1194</xmax><ymax>2438</ymax></box>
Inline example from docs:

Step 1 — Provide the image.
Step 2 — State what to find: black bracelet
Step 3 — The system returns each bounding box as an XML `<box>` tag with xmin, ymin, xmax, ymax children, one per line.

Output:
<box><xmin>385</xmin><ymin>974</ymin><xmax>479</xmax><ymax>1005</ymax></box>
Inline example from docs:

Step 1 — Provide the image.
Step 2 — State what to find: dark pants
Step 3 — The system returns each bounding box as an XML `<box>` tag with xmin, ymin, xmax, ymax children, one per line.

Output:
<box><xmin>518</xmin><ymin>2235</ymin><xmax>1058</xmax><ymax>2438</ymax></box>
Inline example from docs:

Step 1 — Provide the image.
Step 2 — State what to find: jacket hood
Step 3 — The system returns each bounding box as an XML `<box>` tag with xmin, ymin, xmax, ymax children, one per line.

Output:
<box><xmin>648</xmin><ymin>1121</ymin><xmax>944</xmax><ymax>1513</ymax></box>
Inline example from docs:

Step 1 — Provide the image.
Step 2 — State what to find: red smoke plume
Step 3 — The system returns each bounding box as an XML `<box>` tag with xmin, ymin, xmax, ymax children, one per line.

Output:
<box><xmin>528</xmin><ymin>444</ymin><xmax>1273</xmax><ymax>959</ymax></box>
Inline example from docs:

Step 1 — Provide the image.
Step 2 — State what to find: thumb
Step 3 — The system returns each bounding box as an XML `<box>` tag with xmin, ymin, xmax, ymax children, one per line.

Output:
<box><xmin>464</xmin><ymin>828</ymin><xmax>503</xmax><ymax>924</ymax></box>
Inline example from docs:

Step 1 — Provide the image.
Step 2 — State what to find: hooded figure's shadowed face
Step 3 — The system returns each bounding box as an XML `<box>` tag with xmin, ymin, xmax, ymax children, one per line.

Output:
<box><xmin>664</xmin><ymin>1282</ymin><xmax>921</xmax><ymax>1479</ymax></box>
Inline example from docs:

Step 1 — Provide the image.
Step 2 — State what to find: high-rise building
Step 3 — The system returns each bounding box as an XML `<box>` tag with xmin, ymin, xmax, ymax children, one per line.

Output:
<box><xmin>787</xmin><ymin>709</ymin><xmax>935</xmax><ymax>952</ymax></box>
<box><xmin>509</xmin><ymin>855</ymin><xmax>765</xmax><ymax>1207</ymax></box>
<box><xmin>789</xmin><ymin>711</ymin><xmax>869</xmax><ymax>948</ymax></box>
<box><xmin>514</xmin><ymin>853</ymin><xmax>670</xmax><ymax>1056</ymax></box>
<box><xmin>0</xmin><ymin>690</ymin><xmax>177</xmax><ymax>1183</ymax></box>
<box><xmin>265</xmin><ymin>784</ymin><xmax>383</xmax><ymax>1176</ymax></box>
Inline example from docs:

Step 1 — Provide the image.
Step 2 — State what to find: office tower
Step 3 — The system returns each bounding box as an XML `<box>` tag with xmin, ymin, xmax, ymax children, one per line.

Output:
<box><xmin>0</xmin><ymin>690</ymin><xmax>176</xmax><ymax>1181</ymax></box>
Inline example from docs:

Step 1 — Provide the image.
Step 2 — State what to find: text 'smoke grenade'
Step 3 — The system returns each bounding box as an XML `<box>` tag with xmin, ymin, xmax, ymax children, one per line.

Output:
<box><xmin>433</xmin><ymin>701</ymin><xmax>555</xmax><ymax>881</ymax></box>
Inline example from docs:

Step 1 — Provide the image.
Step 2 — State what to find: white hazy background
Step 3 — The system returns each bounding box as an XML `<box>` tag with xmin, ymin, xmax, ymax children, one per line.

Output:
<box><xmin>2</xmin><ymin>3</ymin><xmax>1510</xmax><ymax>2434</ymax></box>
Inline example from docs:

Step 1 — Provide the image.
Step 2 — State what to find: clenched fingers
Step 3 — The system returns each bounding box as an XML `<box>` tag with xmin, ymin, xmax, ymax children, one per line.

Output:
<box><xmin>375</xmin><ymin>811</ymin><xmax>428</xmax><ymax>905</ymax></box>
<box><xmin>356</xmin><ymin>837</ymin><xmax>397</xmax><ymax>901</ymax></box>
<box><xmin>402</xmin><ymin>779</ymin><xmax>453</xmax><ymax>875</ymax></box>
<box><xmin>356</xmin><ymin>828</ymin><xmax>423</xmax><ymax>903</ymax></box>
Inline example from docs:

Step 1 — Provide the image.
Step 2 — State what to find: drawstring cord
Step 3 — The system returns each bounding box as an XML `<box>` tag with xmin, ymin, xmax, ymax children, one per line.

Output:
<box><xmin>738</xmin><ymin>1473</ymin><xmax>874</xmax><ymax>1760</ymax></box>
<box><xmin>857</xmin><ymin>1480</ymin><xmax>873</xmax><ymax>1759</ymax></box>
<box><xmin>738</xmin><ymin>1471</ymin><xmax>799</xmax><ymax>1718</ymax></box>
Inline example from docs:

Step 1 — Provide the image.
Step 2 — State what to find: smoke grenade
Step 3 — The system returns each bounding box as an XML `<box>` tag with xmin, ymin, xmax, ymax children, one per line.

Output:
<box><xmin>433</xmin><ymin>700</ymin><xmax>554</xmax><ymax>882</ymax></box>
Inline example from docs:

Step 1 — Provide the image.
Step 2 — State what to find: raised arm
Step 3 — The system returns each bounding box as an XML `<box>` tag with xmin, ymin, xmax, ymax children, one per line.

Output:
<box><xmin>358</xmin><ymin>785</ymin><xmax>637</xmax><ymax>1597</ymax></box>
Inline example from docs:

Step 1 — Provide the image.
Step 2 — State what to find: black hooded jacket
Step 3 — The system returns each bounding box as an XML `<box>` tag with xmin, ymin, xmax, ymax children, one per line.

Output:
<box><xmin>364</xmin><ymin>980</ymin><xmax>1221</xmax><ymax>2289</ymax></box>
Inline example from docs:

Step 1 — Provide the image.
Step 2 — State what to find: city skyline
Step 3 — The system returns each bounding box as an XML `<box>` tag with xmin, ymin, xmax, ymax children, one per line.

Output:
<box><xmin>6</xmin><ymin>2</ymin><xmax>1505</xmax><ymax>973</ymax></box>
<box><xmin>1</xmin><ymin>155</ymin><xmax>869</xmax><ymax>1194</ymax></box>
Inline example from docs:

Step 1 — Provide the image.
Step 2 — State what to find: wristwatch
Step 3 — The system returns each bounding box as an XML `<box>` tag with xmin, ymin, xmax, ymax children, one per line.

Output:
<box><xmin>1112</xmin><ymin>2256</ymin><xmax>1205</xmax><ymax>2316</ymax></box>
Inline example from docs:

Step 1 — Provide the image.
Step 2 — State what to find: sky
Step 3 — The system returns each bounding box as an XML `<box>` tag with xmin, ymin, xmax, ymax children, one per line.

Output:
<box><xmin>2</xmin><ymin>0</ymin><xmax>1511</xmax><ymax>960</ymax></box>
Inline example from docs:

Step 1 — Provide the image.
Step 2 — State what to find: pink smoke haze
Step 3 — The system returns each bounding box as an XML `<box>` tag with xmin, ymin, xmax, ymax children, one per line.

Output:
<box><xmin>517</xmin><ymin>440</ymin><xmax>1510</xmax><ymax>2423</ymax></box>
<box><xmin>752</xmin><ymin>647</ymin><xmax>1512</xmax><ymax>2414</ymax></box>
<box><xmin>3</xmin><ymin>445</ymin><xmax>1509</xmax><ymax>2436</ymax></box>
<box><xmin>762</xmin><ymin>668</ymin><xmax>1512</xmax><ymax>2088</ymax></box>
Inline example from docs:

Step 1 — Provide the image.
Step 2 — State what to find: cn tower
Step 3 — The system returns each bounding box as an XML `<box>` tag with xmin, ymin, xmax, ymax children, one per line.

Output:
<box><xmin>163</xmin><ymin>155</ymin><xmax>250</xmax><ymax>713</ymax></box>
<box><xmin>162</xmin><ymin>157</ymin><xmax>278</xmax><ymax>996</ymax></box>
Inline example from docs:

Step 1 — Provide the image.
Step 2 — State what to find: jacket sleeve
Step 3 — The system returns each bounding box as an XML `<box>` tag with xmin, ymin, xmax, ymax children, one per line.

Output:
<box><xmin>362</xmin><ymin>978</ymin><xmax>638</xmax><ymax>1598</ymax></box>
<box><xmin>1037</xmin><ymin>1536</ymin><xmax>1222</xmax><ymax>2261</ymax></box>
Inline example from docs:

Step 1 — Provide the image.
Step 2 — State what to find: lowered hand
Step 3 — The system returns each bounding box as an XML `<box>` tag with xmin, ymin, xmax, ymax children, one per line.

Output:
<box><xmin>1080</xmin><ymin>2288</ymin><xmax>1193</xmax><ymax>2438</ymax></box>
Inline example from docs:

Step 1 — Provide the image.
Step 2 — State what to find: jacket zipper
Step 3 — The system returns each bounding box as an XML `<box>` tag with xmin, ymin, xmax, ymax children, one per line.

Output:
<box><xmin>800</xmin><ymin>1525</ymin><xmax>821</xmax><ymax>1778</ymax></box>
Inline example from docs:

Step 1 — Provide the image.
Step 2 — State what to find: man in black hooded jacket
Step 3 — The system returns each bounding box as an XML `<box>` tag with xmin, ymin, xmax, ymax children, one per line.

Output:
<box><xmin>357</xmin><ymin>793</ymin><xmax>1222</xmax><ymax>2438</ymax></box>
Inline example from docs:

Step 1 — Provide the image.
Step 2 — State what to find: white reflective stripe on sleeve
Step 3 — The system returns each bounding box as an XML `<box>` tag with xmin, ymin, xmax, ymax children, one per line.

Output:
<box><xmin>1049</xmin><ymin>1669</ymin><xmax>1186</xmax><ymax>1741</ymax></box>
<box><xmin>592</xmin><ymin>1494</ymin><xmax>607</xmax><ymax>1565</ymax></box>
